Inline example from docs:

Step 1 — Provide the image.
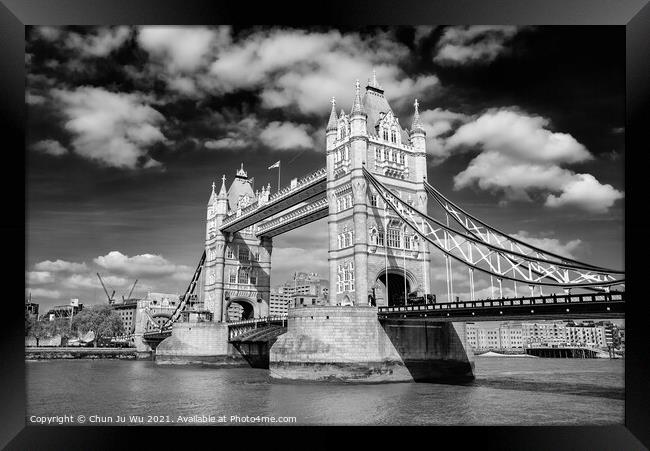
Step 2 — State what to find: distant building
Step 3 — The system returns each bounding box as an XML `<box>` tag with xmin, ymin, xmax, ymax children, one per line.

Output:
<box><xmin>466</xmin><ymin>322</ymin><xmax>524</xmax><ymax>351</ymax></box>
<box><xmin>269</xmin><ymin>291</ymin><xmax>293</xmax><ymax>316</ymax></box>
<box><xmin>276</xmin><ymin>272</ymin><xmax>329</xmax><ymax>307</ymax></box>
<box><xmin>112</xmin><ymin>299</ymin><xmax>138</xmax><ymax>335</ymax></box>
<box><xmin>44</xmin><ymin>300</ymin><xmax>84</xmax><ymax>321</ymax></box>
<box><xmin>564</xmin><ymin>321</ymin><xmax>607</xmax><ymax>348</ymax></box>
<box><xmin>522</xmin><ymin>321</ymin><xmax>567</xmax><ymax>348</ymax></box>
<box><xmin>25</xmin><ymin>298</ymin><xmax>39</xmax><ymax>318</ymax></box>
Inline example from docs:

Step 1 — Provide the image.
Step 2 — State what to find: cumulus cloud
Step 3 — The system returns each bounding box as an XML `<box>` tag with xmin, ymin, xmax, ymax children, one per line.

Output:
<box><xmin>65</xmin><ymin>27</ymin><xmax>131</xmax><ymax>57</ymax></box>
<box><xmin>34</xmin><ymin>259</ymin><xmax>88</xmax><ymax>273</ymax></box>
<box><xmin>446</xmin><ymin>109</ymin><xmax>623</xmax><ymax>213</ymax></box>
<box><xmin>544</xmin><ymin>174</ymin><xmax>624</xmax><ymax>213</ymax></box>
<box><xmin>26</xmin><ymin>271</ymin><xmax>55</xmax><ymax>285</ymax></box>
<box><xmin>259</xmin><ymin>121</ymin><xmax>313</xmax><ymax>150</ymax></box>
<box><xmin>61</xmin><ymin>274</ymin><xmax>129</xmax><ymax>290</ymax></box>
<box><xmin>32</xmin><ymin>139</ymin><xmax>68</xmax><ymax>156</ymax></box>
<box><xmin>510</xmin><ymin>231</ymin><xmax>582</xmax><ymax>259</ymax></box>
<box><xmin>51</xmin><ymin>86</ymin><xmax>167</xmax><ymax>169</ymax></box>
<box><xmin>138</xmin><ymin>26</ymin><xmax>230</xmax><ymax>73</ymax></box>
<box><xmin>434</xmin><ymin>25</ymin><xmax>524</xmax><ymax>66</ymax></box>
<box><xmin>208</xmin><ymin>29</ymin><xmax>438</xmax><ymax>114</ymax></box>
<box><xmin>204</xmin><ymin>137</ymin><xmax>248</xmax><ymax>150</ymax></box>
<box><xmin>94</xmin><ymin>251</ymin><xmax>192</xmax><ymax>279</ymax></box>
<box><xmin>418</xmin><ymin>108</ymin><xmax>470</xmax><ymax>160</ymax></box>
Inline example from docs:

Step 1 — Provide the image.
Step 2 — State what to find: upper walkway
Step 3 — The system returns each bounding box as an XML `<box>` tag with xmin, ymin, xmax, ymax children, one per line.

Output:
<box><xmin>220</xmin><ymin>167</ymin><xmax>327</xmax><ymax>234</ymax></box>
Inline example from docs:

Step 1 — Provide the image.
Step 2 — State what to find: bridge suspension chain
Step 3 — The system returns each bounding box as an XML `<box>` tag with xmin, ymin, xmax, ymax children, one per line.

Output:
<box><xmin>423</xmin><ymin>180</ymin><xmax>622</xmax><ymax>273</ymax></box>
<box><xmin>362</xmin><ymin>168</ymin><xmax>624</xmax><ymax>289</ymax></box>
<box><xmin>160</xmin><ymin>250</ymin><xmax>206</xmax><ymax>331</ymax></box>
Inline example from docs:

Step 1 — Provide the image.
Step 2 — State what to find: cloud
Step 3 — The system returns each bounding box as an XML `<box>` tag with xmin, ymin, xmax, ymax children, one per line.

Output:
<box><xmin>544</xmin><ymin>174</ymin><xmax>624</xmax><ymax>213</ymax></box>
<box><xmin>204</xmin><ymin>137</ymin><xmax>248</xmax><ymax>150</ymax></box>
<box><xmin>447</xmin><ymin>109</ymin><xmax>592</xmax><ymax>164</ymax></box>
<box><xmin>61</xmin><ymin>274</ymin><xmax>129</xmax><ymax>290</ymax></box>
<box><xmin>445</xmin><ymin>109</ymin><xmax>623</xmax><ymax>213</ymax></box>
<box><xmin>34</xmin><ymin>259</ymin><xmax>88</xmax><ymax>273</ymax></box>
<box><xmin>259</xmin><ymin>121</ymin><xmax>313</xmax><ymax>150</ymax></box>
<box><xmin>26</xmin><ymin>288</ymin><xmax>62</xmax><ymax>299</ymax></box>
<box><xmin>51</xmin><ymin>86</ymin><xmax>167</xmax><ymax>169</ymax></box>
<box><xmin>94</xmin><ymin>251</ymin><xmax>192</xmax><ymax>279</ymax></box>
<box><xmin>32</xmin><ymin>139</ymin><xmax>68</xmax><ymax>156</ymax></box>
<box><xmin>434</xmin><ymin>26</ymin><xmax>524</xmax><ymax>66</ymax></box>
<box><xmin>418</xmin><ymin>108</ymin><xmax>470</xmax><ymax>160</ymax></box>
<box><xmin>209</xmin><ymin>28</ymin><xmax>439</xmax><ymax>114</ymax></box>
<box><xmin>26</xmin><ymin>271</ymin><xmax>55</xmax><ymax>285</ymax></box>
<box><xmin>138</xmin><ymin>26</ymin><xmax>230</xmax><ymax>73</ymax></box>
<box><xmin>510</xmin><ymin>231</ymin><xmax>582</xmax><ymax>259</ymax></box>
<box><xmin>65</xmin><ymin>27</ymin><xmax>131</xmax><ymax>57</ymax></box>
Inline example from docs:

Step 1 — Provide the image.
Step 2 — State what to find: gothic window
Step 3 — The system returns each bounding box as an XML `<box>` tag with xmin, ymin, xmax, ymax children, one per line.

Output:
<box><xmin>229</xmin><ymin>269</ymin><xmax>237</xmax><ymax>283</ymax></box>
<box><xmin>250</xmin><ymin>269</ymin><xmax>257</xmax><ymax>285</ymax></box>
<box><xmin>404</xmin><ymin>235</ymin><xmax>412</xmax><ymax>250</ymax></box>
<box><xmin>377</xmin><ymin>230</ymin><xmax>385</xmax><ymax>246</ymax></box>
<box><xmin>226</xmin><ymin>246</ymin><xmax>235</xmax><ymax>259</ymax></box>
<box><xmin>238</xmin><ymin>267</ymin><xmax>249</xmax><ymax>284</ymax></box>
<box><xmin>399</xmin><ymin>152</ymin><xmax>405</xmax><ymax>164</ymax></box>
<box><xmin>391</xmin><ymin>130</ymin><xmax>397</xmax><ymax>143</ymax></box>
<box><xmin>383</xmin><ymin>129</ymin><xmax>389</xmax><ymax>141</ymax></box>
<box><xmin>238</xmin><ymin>248</ymin><xmax>249</xmax><ymax>262</ymax></box>
<box><xmin>370</xmin><ymin>194</ymin><xmax>378</xmax><ymax>207</ymax></box>
<box><xmin>375</xmin><ymin>147</ymin><xmax>381</xmax><ymax>161</ymax></box>
<box><xmin>387</xmin><ymin>228</ymin><xmax>401</xmax><ymax>248</ymax></box>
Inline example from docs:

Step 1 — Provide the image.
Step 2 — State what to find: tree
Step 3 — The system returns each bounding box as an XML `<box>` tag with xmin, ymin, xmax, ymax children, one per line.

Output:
<box><xmin>71</xmin><ymin>305</ymin><xmax>124</xmax><ymax>346</ymax></box>
<box><xmin>26</xmin><ymin>318</ymin><xmax>56</xmax><ymax>346</ymax></box>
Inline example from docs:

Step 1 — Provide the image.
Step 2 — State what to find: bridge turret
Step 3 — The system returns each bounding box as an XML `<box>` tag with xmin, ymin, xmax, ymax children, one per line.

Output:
<box><xmin>409</xmin><ymin>99</ymin><xmax>428</xmax><ymax>185</ymax></box>
<box><xmin>326</xmin><ymin>97</ymin><xmax>338</xmax><ymax>152</ymax></box>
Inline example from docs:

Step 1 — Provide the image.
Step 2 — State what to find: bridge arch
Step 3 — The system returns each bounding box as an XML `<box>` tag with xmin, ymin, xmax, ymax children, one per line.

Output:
<box><xmin>147</xmin><ymin>312</ymin><xmax>172</xmax><ymax>331</ymax></box>
<box><xmin>225</xmin><ymin>297</ymin><xmax>257</xmax><ymax>321</ymax></box>
<box><xmin>373</xmin><ymin>267</ymin><xmax>418</xmax><ymax>307</ymax></box>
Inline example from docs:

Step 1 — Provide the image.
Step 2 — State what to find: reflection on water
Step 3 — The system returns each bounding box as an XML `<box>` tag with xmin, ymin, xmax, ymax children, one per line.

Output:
<box><xmin>26</xmin><ymin>357</ymin><xmax>624</xmax><ymax>425</ymax></box>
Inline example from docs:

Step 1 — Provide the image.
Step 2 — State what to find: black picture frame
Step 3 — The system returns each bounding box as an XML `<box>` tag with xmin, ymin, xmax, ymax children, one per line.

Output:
<box><xmin>2</xmin><ymin>1</ymin><xmax>648</xmax><ymax>449</ymax></box>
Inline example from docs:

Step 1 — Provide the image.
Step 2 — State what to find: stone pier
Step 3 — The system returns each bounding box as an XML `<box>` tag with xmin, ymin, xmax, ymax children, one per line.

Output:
<box><xmin>270</xmin><ymin>305</ymin><xmax>474</xmax><ymax>382</ymax></box>
<box><xmin>155</xmin><ymin>321</ymin><xmax>247</xmax><ymax>366</ymax></box>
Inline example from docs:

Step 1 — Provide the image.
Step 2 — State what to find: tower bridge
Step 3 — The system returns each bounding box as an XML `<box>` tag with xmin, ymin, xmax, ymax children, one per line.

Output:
<box><xmin>147</xmin><ymin>72</ymin><xmax>625</xmax><ymax>382</ymax></box>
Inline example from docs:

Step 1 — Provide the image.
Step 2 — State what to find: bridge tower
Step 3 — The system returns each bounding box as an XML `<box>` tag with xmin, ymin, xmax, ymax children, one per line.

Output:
<box><xmin>326</xmin><ymin>73</ymin><xmax>431</xmax><ymax>307</ymax></box>
<box><xmin>204</xmin><ymin>165</ymin><xmax>272</xmax><ymax>322</ymax></box>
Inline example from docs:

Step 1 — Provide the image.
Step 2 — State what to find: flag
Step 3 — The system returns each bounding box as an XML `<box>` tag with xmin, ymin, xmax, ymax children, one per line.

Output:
<box><xmin>268</xmin><ymin>161</ymin><xmax>280</xmax><ymax>169</ymax></box>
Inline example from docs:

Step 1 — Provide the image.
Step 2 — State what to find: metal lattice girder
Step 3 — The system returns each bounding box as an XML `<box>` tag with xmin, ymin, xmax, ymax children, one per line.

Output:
<box><xmin>161</xmin><ymin>250</ymin><xmax>206</xmax><ymax>330</ymax></box>
<box><xmin>363</xmin><ymin>168</ymin><xmax>624</xmax><ymax>288</ymax></box>
<box><xmin>423</xmin><ymin>181</ymin><xmax>620</xmax><ymax>272</ymax></box>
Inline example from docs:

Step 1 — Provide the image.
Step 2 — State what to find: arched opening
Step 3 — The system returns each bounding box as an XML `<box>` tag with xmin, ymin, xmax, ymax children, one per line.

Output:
<box><xmin>147</xmin><ymin>313</ymin><xmax>172</xmax><ymax>331</ymax></box>
<box><xmin>374</xmin><ymin>269</ymin><xmax>413</xmax><ymax>307</ymax></box>
<box><xmin>226</xmin><ymin>298</ymin><xmax>255</xmax><ymax>321</ymax></box>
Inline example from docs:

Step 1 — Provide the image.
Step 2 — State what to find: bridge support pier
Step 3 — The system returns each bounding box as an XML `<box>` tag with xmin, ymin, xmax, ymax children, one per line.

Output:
<box><xmin>270</xmin><ymin>306</ymin><xmax>474</xmax><ymax>382</ymax></box>
<box><xmin>155</xmin><ymin>321</ymin><xmax>247</xmax><ymax>366</ymax></box>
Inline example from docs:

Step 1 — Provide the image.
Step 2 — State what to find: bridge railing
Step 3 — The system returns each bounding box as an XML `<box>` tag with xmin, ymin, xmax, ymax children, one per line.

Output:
<box><xmin>377</xmin><ymin>291</ymin><xmax>624</xmax><ymax>314</ymax></box>
<box><xmin>226</xmin><ymin>315</ymin><xmax>288</xmax><ymax>327</ymax></box>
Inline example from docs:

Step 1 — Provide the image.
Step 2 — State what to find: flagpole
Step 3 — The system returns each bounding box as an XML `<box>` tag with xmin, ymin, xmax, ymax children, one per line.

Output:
<box><xmin>278</xmin><ymin>163</ymin><xmax>281</xmax><ymax>193</ymax></box>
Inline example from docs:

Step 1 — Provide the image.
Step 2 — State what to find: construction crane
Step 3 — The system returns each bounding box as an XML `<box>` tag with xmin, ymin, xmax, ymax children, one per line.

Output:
<box><xmin>96</xmin><ymin>273</ymin><xmax>116</xmax><ymax>305</ymax></box>
<box><xmin>122</xmin><ymin>279</ymin><xmax>138</xmax><ymax>301</ymax></box>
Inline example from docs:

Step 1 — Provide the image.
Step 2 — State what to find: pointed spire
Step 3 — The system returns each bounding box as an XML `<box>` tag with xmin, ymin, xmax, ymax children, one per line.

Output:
<box><xmin>411</xmin><ymin>98</ymin><xmax>425</xmax><ymax>134</ymax></box>
<box><xmin>326</xmin><ymin>96</ymin><xmax>338</xmax><ymax>132</ymax></box>
<box><xmin>351</xmin><ymin>79</ymin><xmax>366</xmax><ymax>116</ymax></box>
<box><xmin>218</xmin><ymin>174</ymin><xmax>227</xmax><ymax>197</ymax></box>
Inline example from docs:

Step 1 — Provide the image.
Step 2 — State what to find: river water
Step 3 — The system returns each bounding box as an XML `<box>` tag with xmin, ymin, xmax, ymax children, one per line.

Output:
<box><xmin>26</xmin><ymin>357</ymin><xmax>624</xmax><ymax>425</ymax></box>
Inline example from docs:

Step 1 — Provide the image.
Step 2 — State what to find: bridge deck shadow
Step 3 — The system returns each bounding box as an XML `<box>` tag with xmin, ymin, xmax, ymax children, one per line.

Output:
<box><xmin>230</xmin><ymin>325</ymin><xmax>287</xmax><ymax>369</ymax></box>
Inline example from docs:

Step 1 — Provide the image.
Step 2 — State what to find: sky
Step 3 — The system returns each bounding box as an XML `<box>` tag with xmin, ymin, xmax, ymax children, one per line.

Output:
<box><xmin>25</xmin><ymin>25</ymin><xmax>625</xmax><ymax>315</ymax></box>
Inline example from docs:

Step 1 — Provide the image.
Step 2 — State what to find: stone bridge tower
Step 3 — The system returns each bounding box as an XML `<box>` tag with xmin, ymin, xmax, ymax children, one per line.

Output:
<box><xmin>326</xmin><ymin>73</ymin><xmax>431</xmax><ymax>307</ymax></box>
<box><xmin>204</xmin><ymin>165</ymin><xmax>272</xmax><ymax>322</ymax></box>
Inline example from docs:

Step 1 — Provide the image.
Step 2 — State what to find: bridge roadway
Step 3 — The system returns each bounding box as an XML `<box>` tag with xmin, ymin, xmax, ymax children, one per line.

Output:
<box><xmin>220</xmin><ymin>167</ymin><xmax>326</xmax><ymax>234</ymax></box>
<box><xmin>377</xmin><ymin>291</ymin><xmax>625</xmax><ymax>322</ymax></box>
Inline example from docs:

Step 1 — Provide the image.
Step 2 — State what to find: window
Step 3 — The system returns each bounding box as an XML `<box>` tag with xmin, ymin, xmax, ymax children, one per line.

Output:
<box><xmin>375</xmin><ymin>147</ymin><xmax>381</xmax><ymax>161</ymax></box>
<box><xmin>387</xmin><ymin>228</ymin><xmax>401</xmax><ymax>248</ymax></box>
<box><xmin>404</xmin><ymin>235</ymin><xmax>412</xmax><ymax>250</ymax></box>
<box><xmin>377</xmin><ymin>230</ymin><xmax>385</xmax><ymax>246</ymax></box>
<box><xmin>238</xmin><ymin>248</ymin><xmax>249</xmax><ymax>261</ymax></box>
<box><xmin>399</xmin><ymin>152</ymin><xmax>405</xmax><ymax>164</ymax></box>
<box><xmin>370</xmin><ymin>194</ymin><xmax>378</xmax><ymax>207</ymax></box>
<box><xmin>238</xmin><ymin>267</ymin><xmax>249</xmax><ymax>284</ymax></box>
<box><xmin>250</xmin><ymin>269</ymin><xmax>257</xmax><ymax>285</ymax></box>
<box><xmin>226</xmin><ymin>247</ymin><xmax>234</xmax><ymax>259</ymax></box>
<box><xmin>383</xmin><ymin>129</ymin><xmax>389</xmax><ymax>141</ymax></box>
<box><xmin>229</xmin><ymin>270</ymin><xmax>237</xmax><ymax>284</ymax></box>
<box><xmin>391</xmin><ymin>130</ymin><xmax>397</xmax><ymax>143</ymax></box>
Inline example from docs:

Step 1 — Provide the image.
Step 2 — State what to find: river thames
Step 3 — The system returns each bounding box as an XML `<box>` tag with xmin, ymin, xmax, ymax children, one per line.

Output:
<box><xmin>26</xmin><ymin>356</ymin><xmax>624</xmax><ymax>425</ymax></box>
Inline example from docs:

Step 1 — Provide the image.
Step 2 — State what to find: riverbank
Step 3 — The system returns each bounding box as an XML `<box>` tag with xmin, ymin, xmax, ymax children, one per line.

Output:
<box><xmin>25</xmin><ymin>347</ymin><xmax>144</xmax><ymax>360</ymax></box>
